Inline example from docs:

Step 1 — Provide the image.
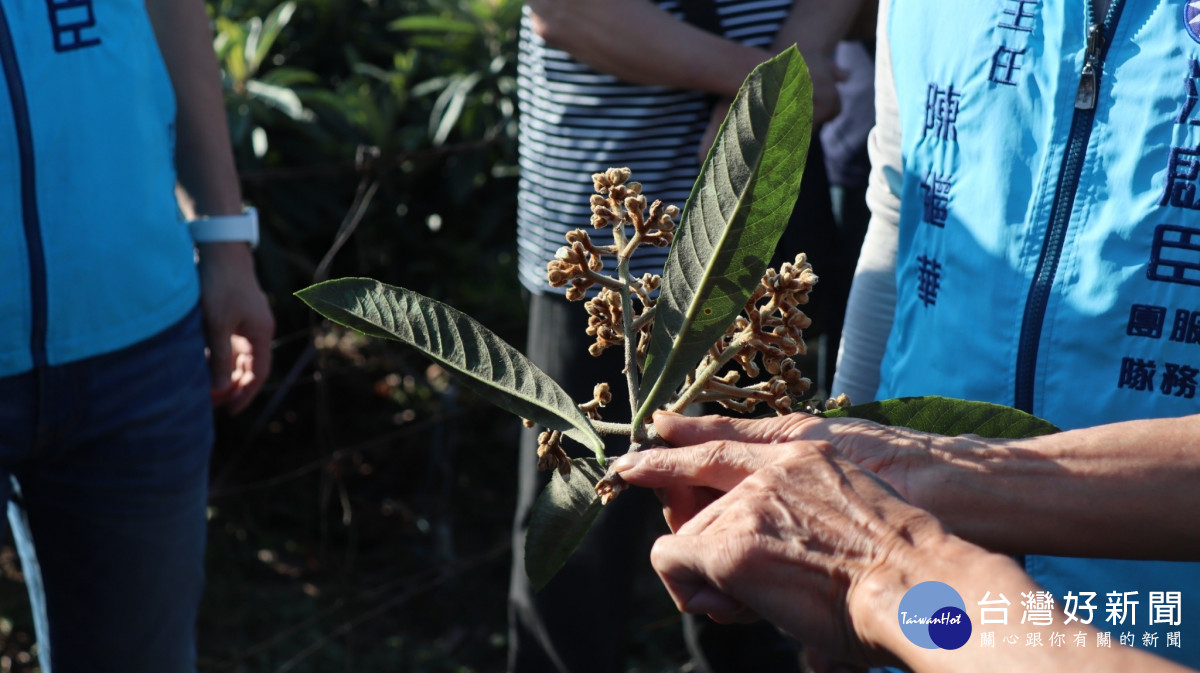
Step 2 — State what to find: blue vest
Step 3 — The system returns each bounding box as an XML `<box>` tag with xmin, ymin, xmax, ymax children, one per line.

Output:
<box><xmin>886</xmin><ymin>0</ymin><xmax>1200</xmax><ymax>663</ymax></box>
<box><xmin>0</xmin><ymin>0</ymin><xmax>199</xmax><ymax>377</ymax></box>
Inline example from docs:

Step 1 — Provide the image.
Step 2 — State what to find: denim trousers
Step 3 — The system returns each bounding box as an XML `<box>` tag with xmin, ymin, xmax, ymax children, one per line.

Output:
<box><xmin>0</xmin><ymin>304</ymin><xmax>213</xmax><ymax>672</ymax></box>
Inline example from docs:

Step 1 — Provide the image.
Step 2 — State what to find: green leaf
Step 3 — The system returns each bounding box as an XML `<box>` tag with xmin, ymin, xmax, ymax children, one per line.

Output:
<box><xmin>388</xmin><ymin>15</ymin><xmax>478</xmax><ymax>34</ymax></box>
<box><xmin>244</xmin><ymin>79</ymin><xmax>311</xmax><ymax>121</ymax></box>
<box><xmin>822</xmin><ymin>396</ymin><xmax>1061</xmax><ymax>438</ymax></box>
<box><xmin>296</xmin><ymin>279</ymin><xmax>606</xmax><ymax>459</ymax></box>
<box><xmin>525</xmin><ymin>458</ymin><xmax>606</xmax><ymax>591</ymax></box>
<box><xmin>633</xmin><ymin>47</ymin><xmax>813</xmax><ymax>427</ymax></box>
<box><xmin>247</xmin><ymin>0</ymin><xmax>296</xmax><ymax>75</ymax></box>
<box><xmin>430</xmin><ymin>71</ymin><xmax>483</xmax><ymax>145</ymax></box>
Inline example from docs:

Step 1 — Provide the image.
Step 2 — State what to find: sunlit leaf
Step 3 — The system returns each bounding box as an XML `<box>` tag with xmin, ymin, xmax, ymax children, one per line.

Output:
<box><xmin>248</xmin><ymin>0</ymin><xmax>297</xmax><ymax>75</ymax></box>
<box><xmin>822</xmin><ymin>396</ymin><xmax>1061</xmax><ymax>438</ymax></box>
<box><xmin>245</xmin><ymin>79</ymin><xmax>312</xmax><ymax>121</ymax></box>
<box><xmin>258</xmin><ymin>66</ymin><xmax>320</xmax><ymax>88</ymax></box>
<box><xmin>634</xmin><ymin>47</ymin><xmax>812</xmax><ymax>427</ymax></box>
<box><xmin>388</xmin><ymin>15</ymin><xmax>478</xmax><ymax>34</ymax></box>
<box><xmin>296</xmin><ymin>279</ymin><xmax>606</xmax><ymax>459</ymax></box>
<box><xmin>525</xmin><ymin>458</ymin><xmax>605</xmax><ymax>590</ymax></box>
<box><xmin>430</xmin><ymin>72</ymin><xmax>483</xmax><ymax>145</ymax></box>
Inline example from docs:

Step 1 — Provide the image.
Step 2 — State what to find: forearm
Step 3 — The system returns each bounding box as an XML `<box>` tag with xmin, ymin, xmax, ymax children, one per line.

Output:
<box><xmin>855</xmin><ymin>534</ymin><xmax>1190</xmax><ymax>673</ymax></box>
<box><xmin>528</xmin><ymin>0</ymin><xmax>767</xmax><ymax>97</ymax></box>
<box><xmin>145</xmin><ymin>0</ymin><xmax>243</xmax><ymax>217</ymax></box>
<box><xmin>770</xmin><ymin>0</ymin><xmax>864</xmax><ymax>55</ymax></box>
<box><xmin>912</xmin><ymin>415</ymin><xmax>1200</xmax><ymax>560</ymax></box>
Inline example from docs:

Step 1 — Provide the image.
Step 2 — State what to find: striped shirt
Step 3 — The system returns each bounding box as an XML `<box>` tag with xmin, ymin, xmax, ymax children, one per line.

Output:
<box><xmin>516</xmin><ymin>0</ymin><xmax>795</xmax><ymax>294</ymax></box>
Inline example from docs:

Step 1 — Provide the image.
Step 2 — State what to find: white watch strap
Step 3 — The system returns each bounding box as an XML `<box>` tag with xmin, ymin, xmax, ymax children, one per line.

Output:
<box><xmin>188</xmin><ymin>207</ymin><xmax>259</xmax><ymax>249</ymax></box>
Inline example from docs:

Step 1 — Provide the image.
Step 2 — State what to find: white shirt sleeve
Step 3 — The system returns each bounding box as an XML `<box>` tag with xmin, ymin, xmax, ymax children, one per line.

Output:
<box><xmin>831</xmin><ymin>0</ymin><xmax>902</xmax><ymax>404</ymax></box>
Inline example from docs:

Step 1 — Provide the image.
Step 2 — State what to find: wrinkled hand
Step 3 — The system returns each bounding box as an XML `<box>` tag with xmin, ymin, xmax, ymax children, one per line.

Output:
<box><xmin>647</xmin><ymin>411</ymin><xmax>949</xmax><ymax>512</ymax></box>
<box><xmin>197</xmin><ymin>242</ymin><xmax>274</xmax><ymax>414</ymax></box>
<box><xmin>609</xmin><ymin>426</ymin><xmax>947</xmax><ymax>665</ymax></box>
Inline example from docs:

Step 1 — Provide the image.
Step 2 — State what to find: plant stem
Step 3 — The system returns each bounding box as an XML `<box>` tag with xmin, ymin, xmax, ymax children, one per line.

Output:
<box><xmin>609</xmin><ymin>222</ymin><xmax>643</xmax><ymax>437</ymax></box>
<box><xmin>631</xmin><ymin>305</ymin><xmax>656</xmax><ymax>332</ymax></box>
<box><xmin>667</xmin><ymin>333</ymin><xmax>751</xmax><ymax>414</ymax></box>
<box><xmin>590</xmin><ymin>420</ymin><xmax>632</xmax><ymax>436</ymax></box>
<box><xmin>585</xmin><ymin>269</ymin><xmax>625</xmax><ymax>290</ymax></box>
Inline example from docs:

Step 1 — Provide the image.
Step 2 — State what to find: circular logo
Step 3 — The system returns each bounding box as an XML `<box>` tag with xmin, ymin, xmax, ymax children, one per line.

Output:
<box><xmin>897</xmin><ymin>581</ymin><xmax>972</xmax><ymax>650</ymax></box>
<box><xmin>1186</xmin><ymin>0</ymin><xmax>1200</xmax><ymax>44</ymax></box>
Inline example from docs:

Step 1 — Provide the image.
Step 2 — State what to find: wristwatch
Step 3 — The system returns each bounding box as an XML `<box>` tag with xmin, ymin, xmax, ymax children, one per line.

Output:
<box><xmin>188</xmin><ymin>207</ymin><xmax>259</xmax><ymax>249</ymax></box>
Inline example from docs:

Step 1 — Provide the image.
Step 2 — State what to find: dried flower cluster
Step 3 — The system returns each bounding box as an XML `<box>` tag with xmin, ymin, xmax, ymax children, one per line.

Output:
<box><xmin>536</xmin><ymin>430</ymin><xmax>569</xmax><ymax>475</ymax></box>
<box><xmin>546</xmin><ymin>167</ymin><xmax>676</xmax><ymax>307</ymax></box>
<box><xmin>536</xmin><ymin>167</ymin><xmax>827</xmax><ymax>476</ymax></box>
<box><xmin>544</xmin><ymin>168</ymin><xmax>679</xmax><ymax>371</ymax></box>
<box><xmin>694</xmin><ymin>254</ymin><xmax>818</xmax><ymax>415</ymax></box>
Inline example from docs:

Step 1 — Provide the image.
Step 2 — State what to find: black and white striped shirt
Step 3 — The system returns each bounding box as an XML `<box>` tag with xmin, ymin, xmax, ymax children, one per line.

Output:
<box><xmin>515</xmin><ymin>0</ymin><xmax>795</xmax><ymax>294</ymax></box>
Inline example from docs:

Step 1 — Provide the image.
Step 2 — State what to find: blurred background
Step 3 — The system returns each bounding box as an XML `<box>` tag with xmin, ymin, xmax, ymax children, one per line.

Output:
<box><xmin>0</xmin><ymin>0</ymin><xmax>687</xmax><ymax>670</ymax></box>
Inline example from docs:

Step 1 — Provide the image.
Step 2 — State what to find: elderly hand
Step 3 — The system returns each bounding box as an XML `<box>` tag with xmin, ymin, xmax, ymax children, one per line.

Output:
<box><xmin>608</xmin><ymin>422</ymin><xmax>955</xmax><ymax>665</ymax></box>
<box><xmin>647</xmin><ymin>410</ymin><xmax>963</xmax><ymax>514</ymax></box>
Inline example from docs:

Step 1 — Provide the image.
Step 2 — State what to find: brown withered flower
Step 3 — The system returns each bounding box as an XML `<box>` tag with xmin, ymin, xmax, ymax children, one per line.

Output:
<box><xmin>536</xmin><ymin>430</ymin><xmax>570</xmax><ymax>475</ymax></box>
<box><xmin>693</xmin><ymin>253</ymin><xmax>818</xmax><ymax>416</ymax></box>
<box><xmin>584</xmin><ymin>289</ymin><xmax>624</xmax><ymax>357</ymax></box>
<box><xmin>578</xmin><ymin>382</ymin><xmax>613</xmax><ymax>420</ymax></box>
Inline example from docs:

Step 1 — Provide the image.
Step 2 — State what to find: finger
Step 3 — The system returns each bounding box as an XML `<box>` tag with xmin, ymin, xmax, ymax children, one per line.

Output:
<box><xmin>660</xmin><ymin>485</ymin><xmax>723</xmax><ymax>533</ymax></box>
<box><xmin>205</xmin><ymin>319</ymin><xmax>234</xmax><ymax>397</ymax></box>
<box><xmin>688</xmin><ymin>586</ymin><xmax>757</xmax><ymax>624</ymax></box>
<box><xmin>229</xmin><ymin>313</ymin><xmax>274</xmax><ymax>415</ymax></box>
<box><xmin>653</xmin><ymin>410</ymin><xmax>821</xmax><ymax>447</ymax></box>
<box><xmin>609</xmin><ymin>442</ymin><xmax>772</xmax><ymax>492</ymax></box>
<box><xmin>650</xmin><ymin>534</ymin><xmax>753</xmax><ymax>624</ymax></box>
<box><xmin>226</xmin><ymin>348</ymin><xmax>256</xmax><ymax>415</ymax></box>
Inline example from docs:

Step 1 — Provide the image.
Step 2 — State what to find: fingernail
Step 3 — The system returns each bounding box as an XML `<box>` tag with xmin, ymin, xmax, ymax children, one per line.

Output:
<box><xmin>610</xmin><ymin>453</ymin><xmax>640</xmax><ymax>472</ymax></box>
<box><xmin>685</xmin><ymin>587</ymin><xmax>742</xmax><ymax>616</ymax></box>
<box><xmin>653</xmin><ymin>410</ymin><xmax>683</xmax><ymax>420</ymax></box>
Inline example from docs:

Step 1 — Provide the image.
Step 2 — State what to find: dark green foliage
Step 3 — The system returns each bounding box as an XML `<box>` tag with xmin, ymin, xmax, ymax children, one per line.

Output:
<box><xmin>210</xmin><ymin>0</ymin><xmax>523</xmax><ymax>332</ymax></box>
<box><xmin>297</xmin><ymin>279</ymin><xmax>605</xmax><ymax>457</ymax></box>
<box><xmin>524</xmin><ymin>459</ymin><xmax>607</xmax><ymax>591</ymax></box>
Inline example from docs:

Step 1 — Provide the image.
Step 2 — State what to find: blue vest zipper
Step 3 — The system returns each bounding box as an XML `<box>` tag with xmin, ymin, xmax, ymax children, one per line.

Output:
<box><xmin>0</xmin><ymin>4</ymin><xmax>48</xmax><ymax>369</ymax></box>
<box><xmin>1013</xmin><ymin>0</ymin><xmax>1125</xmax><ymax>412</ymax></box>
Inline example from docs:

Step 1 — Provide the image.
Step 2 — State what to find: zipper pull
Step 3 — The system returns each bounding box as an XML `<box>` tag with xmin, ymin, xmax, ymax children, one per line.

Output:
<box><xmin>1075</xmin><ymin>23</ymin><xmax>1103</xmax><ymax>110</ymax></box>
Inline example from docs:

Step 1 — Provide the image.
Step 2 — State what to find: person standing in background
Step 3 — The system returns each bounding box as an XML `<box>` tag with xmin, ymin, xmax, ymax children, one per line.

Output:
<box><xmin>834</xmin><ymin>0</ymin><xmax>1200</xmax><ymax>667</ymax></box>
<box><xmin>0</xmin><ymin>0</ymin><xmax>273</xmax><ymax>669</ymax></box>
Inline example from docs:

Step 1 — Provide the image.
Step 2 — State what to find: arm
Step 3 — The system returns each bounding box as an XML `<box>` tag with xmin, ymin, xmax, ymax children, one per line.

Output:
<box><xmin>694</xmin><ymin>0</ymin><xmax>869</xmax><ymax>159</ymax></box>
<box><xmin>530</xmin><ymin>0</ymin><xmax>862</xmax><ymax>113</ymax></box>
<box><xmin>645</xmin><ymin>411</ymin><xmax>1200</xmax><ymax>561</ymax></box>
<box><xmin>527</xmin><ymin>0</ymin><xmax>768</xmax><ymax>97</ymax></box>
<box><xmin>145</xmin><ymin>0</ymin><xmax>274</xmax><ymax>413</ymax></box>
<box><xmin>613</xmin><ymin>432</ymin><xmax>1189</xmax><ymax>672</ymax></box>
<box><xmin>831</xmin><ymin>0</ymin><xmax>899</xmax><ymax>403</ymax></box>
<box><xmin>909</xmin><ymin>414</ymin><xmax>1200</xmax><ymax>561</ymax></box>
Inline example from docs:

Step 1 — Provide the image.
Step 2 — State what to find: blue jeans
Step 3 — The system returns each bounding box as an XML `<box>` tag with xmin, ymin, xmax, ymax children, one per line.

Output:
<box><xmin>0</xmin><ymin>305</ymin><xmax>213</xmax><ymax>672</ymax></box>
